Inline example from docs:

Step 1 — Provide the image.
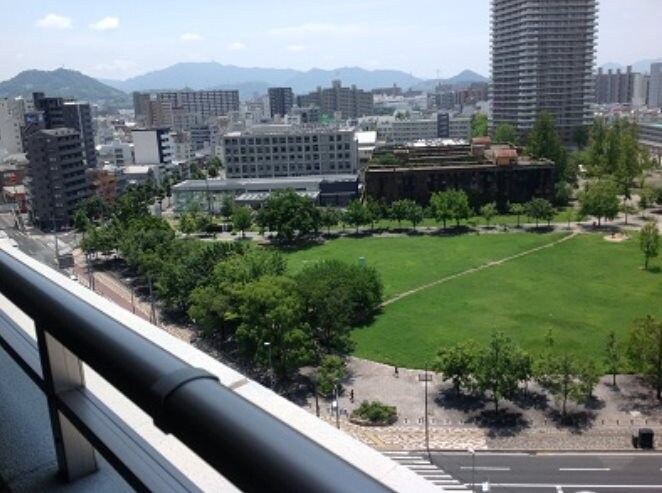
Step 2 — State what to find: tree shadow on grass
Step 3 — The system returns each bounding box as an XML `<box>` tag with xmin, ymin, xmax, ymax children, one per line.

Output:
<box><xmin>472</xmin><ymin>408</ymin><xmax>531</xmax><ymax>438</ymax></box>
<box><xmin>434</xmin><ymin>388</ymin><xmax>487</xmax><ymax>413</ymax></box>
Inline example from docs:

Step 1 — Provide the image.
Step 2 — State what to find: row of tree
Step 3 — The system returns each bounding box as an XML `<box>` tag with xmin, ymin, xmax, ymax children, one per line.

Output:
<box><xmin>435</xmin><ymin>315</ymin><xmax>662</xmax><ymax>416</ymax></box>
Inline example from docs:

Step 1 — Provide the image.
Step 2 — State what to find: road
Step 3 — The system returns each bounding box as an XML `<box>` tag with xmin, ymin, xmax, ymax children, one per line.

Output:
<box><xmin>431</xmin><ymin>451</ymin><xmax>662</xmax><ymax>492</ymax></box>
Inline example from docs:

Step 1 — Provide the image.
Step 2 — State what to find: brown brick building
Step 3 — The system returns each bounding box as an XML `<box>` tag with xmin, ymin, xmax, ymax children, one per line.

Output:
<box><xmin>364</xmin><ymin>142</ymin><xmax>555</xmax><ymax>210</ymax></box>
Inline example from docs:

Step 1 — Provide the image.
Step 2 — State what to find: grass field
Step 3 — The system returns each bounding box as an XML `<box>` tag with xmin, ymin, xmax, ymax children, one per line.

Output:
<box><xmin>284</xmin><ymin>233</ymin><xmax>565</xmax><ymax>299</ymax></box>
<box><xmin>285</xmin><ymin>232</ymin><xmax>662</xmax><ymax>368</ymax></box>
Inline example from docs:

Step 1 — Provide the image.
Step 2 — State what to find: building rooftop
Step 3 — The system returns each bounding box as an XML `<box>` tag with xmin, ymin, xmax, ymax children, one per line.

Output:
<box><xmin>173</xmin><ymin>174</ymin><xmax>358</xmax><ymax>192</ymax></box>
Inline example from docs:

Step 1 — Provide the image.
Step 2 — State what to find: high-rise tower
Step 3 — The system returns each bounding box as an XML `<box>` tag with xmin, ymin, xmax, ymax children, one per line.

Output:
<box><xmin>491</xmin><ymin>0</ymin><xmax>597</xmax><ymax>143</ymax></box>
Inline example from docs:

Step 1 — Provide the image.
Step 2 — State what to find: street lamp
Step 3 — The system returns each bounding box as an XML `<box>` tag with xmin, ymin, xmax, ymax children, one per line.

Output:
<box><xmin>468</xmin><ymin>447</ymin><xmax>475</xmax><ymax>492</ymax></box>
<box><xmin>333</xmin><ymin>381</ymin><xmax>340</xmax><ymax>429</ymax></box>
<box><xmin>264</xmin><ymin>341</ymin><xmax>273</xmax><ymax>389</ymax></box>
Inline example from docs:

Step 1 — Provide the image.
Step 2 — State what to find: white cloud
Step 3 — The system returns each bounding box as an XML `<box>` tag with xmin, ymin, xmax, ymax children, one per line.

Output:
<box><xmin>89</xmin><ymin>17</ymin><xmax>120</xmax><ymax>31</ymax></box>
<box><xmin>227</xmin><ymin>41</ymin><xmax>246</xmax><ymax>51</ymax></box>
<box><xmin>287</xmin><ymin>44</ymin><xmax>306</xmax><ymax>53</ymax></box>
<box><xmin>35</xmin><ymin>13</ymin><xmax>72</xmax><ymax>29</ymax></box>
<box><xmin>180</xmin><ymin>33</ymin><xmax>203</xmax><ymax>42</ymax></box>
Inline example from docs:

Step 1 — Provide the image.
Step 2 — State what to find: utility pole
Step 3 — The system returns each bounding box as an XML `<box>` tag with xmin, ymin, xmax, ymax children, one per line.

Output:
<box><xmin>264</xmin><ymin>341</ymin><xmax>273</xmax><ymax>389</ymax></box>
<box><xmin>425</xmin><ymin>364</ymin><xmax>430</xmax><ymax>460</ymax></box>
<box><xmin>334</xmin><ymin>382</ymin><xmax>340</xmax><ymax>429</ymax></box>
<box><xmin>52</xmin><ymin>215</ymin><xmax>59</xmax><ymax>267</ymax></box>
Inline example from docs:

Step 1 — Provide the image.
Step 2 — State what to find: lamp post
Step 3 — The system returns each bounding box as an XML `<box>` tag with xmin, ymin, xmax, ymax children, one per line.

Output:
<box><xmin>333</xmin><ymin>382</ymin><xmax>340</xmax><ymax>429</ymax></box>
<box><xmin>264</xmin><ymin>341</ymin><xmax>273</xmax><ymax>389</ymax></box>
<box><xmin>468</xmin><ymin>447</ymin><xmax>475</xmax><ymax>492</ymax></box>
<box><xmin>424</xmin><ymin>364</ymin><xmax>430</xmax><ymax>461</ymax></box>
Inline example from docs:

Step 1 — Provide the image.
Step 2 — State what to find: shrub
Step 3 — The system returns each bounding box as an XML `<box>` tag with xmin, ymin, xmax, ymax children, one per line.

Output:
<box><xmin>351</xmin><ymin>400</ymin><xmax>397</xmax><ymax>424</ymax></box>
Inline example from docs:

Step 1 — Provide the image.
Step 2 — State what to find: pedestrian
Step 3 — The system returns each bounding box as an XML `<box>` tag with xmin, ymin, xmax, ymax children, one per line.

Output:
<box><xmin>350</xmin><ymin>389</ymin><xmax>354</xmax><ymax>403</ymax></box>
<box><xmin>394</xmin><ymin>366</ymin><xmax>399</xmax><ymax>377</ymax></box>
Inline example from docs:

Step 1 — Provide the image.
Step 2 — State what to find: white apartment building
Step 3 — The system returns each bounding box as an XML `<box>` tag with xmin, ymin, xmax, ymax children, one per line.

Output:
<box><xmin>132</xmin><ymin>128</ymin><xmax>173</xmax><ymax>164</ymax></box>
<box><xmin>221</xmin><ymin>125</ymin><xmax>358</xmax><ymax>179</ymax></box>
<box><xmin>0</xmin><ymin>98</ymin><xmax>26</xmax><ymax>156</ymax></box>
<box><xmin>391</xmin><ymin>119</ymin><xmax>438</xmax><ymax>144</ymax></box>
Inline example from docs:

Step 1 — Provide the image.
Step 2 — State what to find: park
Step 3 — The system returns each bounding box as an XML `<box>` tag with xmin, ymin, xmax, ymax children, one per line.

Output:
<box><xmin>285</xmin><ymin>228</ymin><xmax>662</xmax><ymax>369</ymax></box>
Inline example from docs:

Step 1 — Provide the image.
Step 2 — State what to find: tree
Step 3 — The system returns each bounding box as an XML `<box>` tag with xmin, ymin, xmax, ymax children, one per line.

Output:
<box><xmin>577</xmin><ymin>359</ymin><xmax>601</xmax><ymax>401</ymax></box>
<box><xmin>221</xmin><ymin>194</ymin><xmax>235</xmax><ymax>221</ymax></box>
<box><xmin>573</xmin><ymin>125</ymin><xmax>590</xmax><ymax>149</ymax></box>
<box><xmin>319</xmin><ymin>207</ymin><xmax>341</xmax><ymax>235</ymax></box>
<box><xmin>256</xmin><ymin>189</ymin><xmax>320</xmax><ymax>242</ymax></box>
<box><xmin>430</xmin><ymin>191</ymin><xmax>454</xmax><ymax>230</ymax></box>
<box><xmin>493</xmin><ymin>123</ymin><xmax>519</xmax><ymax>144</ymax></box>
<box><xmin>527</xmin><ymin>111</ymin><xmax>568</xmax><ymax>182</ymax></box>
<box><xmin>405</xmin><ymin>201</ymin><xmax>424</xmax><ymax>231</ymax></box>
<box><xmin>236</xmin><ymin>276</ymin><xmax>314</xmax><ymax>380</ymax></box>
<box><xmin>365</xmin><ymin>197</ymin><xmax>384</xmax><ymax>232</ymax></box>
<box><xmin>232</xmin><ymin>206</ymin><xmax>252</xmax><ymax>238</ymax></box>
<box><xmin>390</xmin><ymin>200</ymin><xmax>410</xmax><ymax>228</ymax></box>
<box><xmin>315</xmin><ymin>355</ymin><xmax>348</xmax><ymax>397</ymax></box>
<box><xmin>640</xmin><ymin>221</ymin><xmax>659</xmax><ymax>270</ymax></box>
<box><xmin>475</xmin><ymin>332</ymin><xmax>526</xmax><ymax>412</ymax></box>
<box><xmin>627</xmin><ymin>315</ymin><xmax>662</xmax><ymax>399</ymax></box>
<box><xmin>526</xmin><ymin>198</ymin><xmax>555</xmax><ymax>228</ymax></box>
<box><xmin>433</xmin><ymin>341</ymin><xmax>478</xmax><ymax>397</ymax></box>
<box><xmin>620</xmin><ymin>202</ymin><xmax>638</xmax><ymax>226</ymax></box>
<box><xmin>449</xmin><ymin>189</ymin><xmax>472</xmax><ymax>227</ymax></box>
<box><xmin>509</xmin><ymin>202</ymin><xmax>526</xmax><ymax>228</ymax></box>
<box><xmin>344</xmin><ymin>200</ymin><xmax>370</xmax><ymax>233</ymax></box>
<box><xmin>479</xmin><ymin>202</ymin><xmax>497</xmax><ymax>227</ymax></box>
<box><xmin>639</xmin><ymin>187</ymin><xmax>657</xmax><ymax>210</ymax></box>
<box><xmin>578</xmin><ymin>180</ymin><xmax>620</xmax><ymax>226</ymax></box>
<box><xmin>539</xmin><ymin>353</ymin><xmax>581</xmax><ymax>417</ymax></box>
<box><xmin>471</xmin><ymin>113</ymin><xmax>488</xmax><ymax>138</ymax></box>
<box><xmin>605</xmin><ymin>331</ymin><xmax>620</xmax><ymax>386</ymax></box>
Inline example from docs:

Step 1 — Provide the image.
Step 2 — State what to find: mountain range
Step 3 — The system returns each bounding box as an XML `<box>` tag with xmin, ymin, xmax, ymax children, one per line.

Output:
<box><xmin>0</xmin><ymin>64</ymin><xmax>489</xmax><ymax>107</ymax></box>
<box><xmin>0</xmin><ymin>68</ymin><xmax>129</xmax><ymax>106</ymax></box>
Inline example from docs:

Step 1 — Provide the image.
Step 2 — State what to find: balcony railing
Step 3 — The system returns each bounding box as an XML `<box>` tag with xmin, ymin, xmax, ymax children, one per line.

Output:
<box><xmin>0</xmin><ymin>243</ymin><xmax>431</xmax><ymax>492</ymax></box>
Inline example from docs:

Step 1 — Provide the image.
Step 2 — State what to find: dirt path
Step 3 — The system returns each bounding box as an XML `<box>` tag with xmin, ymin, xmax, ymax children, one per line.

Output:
<box><xmin>382</xmin><ymin>231</ymin><xmax>579</xmax><ymax>307</ymax></box>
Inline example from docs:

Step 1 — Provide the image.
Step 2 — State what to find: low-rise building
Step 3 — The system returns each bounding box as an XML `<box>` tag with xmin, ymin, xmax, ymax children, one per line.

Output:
<box><xmin>639</xmin><ymin>123</ymin><xmax>662</xmax><ymax>165</ymax></box>
<box><xmin>365</xmin><ymin>142</ymin><xmax>554</xmax><ymax>209</ymax></box>
<box><xmin>172</xmin><ymin>174</ymin><xmax>359</xmax><ymax>213</ymax></box>
<box><xmin>97</xmin><ymin>141</ymin><xmax>134</xmax><ymax>167</ymax></box>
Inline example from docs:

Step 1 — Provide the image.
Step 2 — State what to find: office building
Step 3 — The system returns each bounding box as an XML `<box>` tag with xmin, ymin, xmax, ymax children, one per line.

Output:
<box><xmin>449</xmin><ymin>115</ymin><xmax>471</xmax><ymax>140</ymax></box>
<box><xmin>132</xmin><ymin>128</ymin><xmax>173</xmax><ymax>165</ymax></box>
<box><xmin>24</xmin><ymin>128</ymin><xmax>89</xmax><ymax>228</ymax></box>
<box><xmin>268</xmin><ymin>87</ymin><xmax>294</xmax><ymax>118</ymax></box>
<box><xmin>221</xmin><ymin>125</ymin><xmax>358</xmax><ymax>179</ymax></box>
<box><xmin>297</xmin><ymin>81</ymin><xmax>374</xmax><ymax>119</ymax></box>
<box><xmin>437</xmin><ymin>112</ymin><xmax>450</xmax><ymax>138</ymax></box>
<box><xmin>391</xmin><ymin>119</ymin><xmax>439</xmax><ymax>144</ymax></box>
<box><xmin>63</xmin><ymin>102</ymin><xmax>97</xmax><ymax>168</ymax></box>
<box><xmin>491</xmin><ymin>0</ymin><xmax>598</xmax><ymax>142</ymax></box>
<box><xmin>97</xmin><ymin>141</ymin><xmax>133</xmax><ymax>167</ymax></box>
<box><xmin>649</xmin><ymin>63</ymin><xmax>662</xmax><ymax>108</ymax></box>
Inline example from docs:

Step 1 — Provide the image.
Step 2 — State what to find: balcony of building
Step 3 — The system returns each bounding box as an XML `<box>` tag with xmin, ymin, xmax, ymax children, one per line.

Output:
<box><xmin>0</xmin><ymin>241</ymin><xmax>439</xmax><ymax>493</ymax></box>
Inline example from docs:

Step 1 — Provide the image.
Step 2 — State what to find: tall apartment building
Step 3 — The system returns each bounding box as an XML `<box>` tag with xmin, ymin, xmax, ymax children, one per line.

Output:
<box><xmin>0</xmin><ymin>98</ymin><xmax>26</xmax><ymax>155</ymax></box>
<box><xmin>491</xmin><ymin>0</ymin><xmax>597</xmax><ymax>142</ymax></box>
<box><xmin>649</xmin><ymin>63</ymin><xmax>662</xmax><ymax>108</ymax></box>
<box><xmin>32</xmin><ymin>93</ymin><xmax>97</xmax><ymax>168</ymax></box>
<box><xmin>268</xmin><ymin>87</ymin><xmax>294</xmax><ymax>118</ymax></box>
<box><xmin>221</xmin><ymin>126</ymin><xmax>358</xmax><ymax>179</ymax></box>
<box><xmin>596</xmin><ymin>67</ymin><xmax>636</xmax><ymax>105</ymax></box>
<box><xmin>297</xmin><ymin>81</ymin><xmax>374</xmax><ymax>119</ymax></box>
<box><xmin>156</xmin><ymin>90</ymin><xmax>240</xmax><ymax>119</ymax></box>
<box><xmin>24</xmin><ymin>128</ymin><xmax>89</xmax><ymax>228</ymax></box>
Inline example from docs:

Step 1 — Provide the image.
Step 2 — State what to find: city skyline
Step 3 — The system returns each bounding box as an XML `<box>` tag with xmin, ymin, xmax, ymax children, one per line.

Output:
<box><xmin>0</xmin><ymin>0</ymin><xmax>660</xmax><ymax>82</ymax></box>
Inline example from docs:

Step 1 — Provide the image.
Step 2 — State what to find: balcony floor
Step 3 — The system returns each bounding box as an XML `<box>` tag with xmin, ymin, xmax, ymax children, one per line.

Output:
<box><xmin>0</xmin><ymin>343</ymin><xmax>132</xmax><ymax>493</ymax></box>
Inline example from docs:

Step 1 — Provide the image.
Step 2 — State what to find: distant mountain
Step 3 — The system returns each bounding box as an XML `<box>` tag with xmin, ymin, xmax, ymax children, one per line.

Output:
<box><xmin>600</xmin><ymin>58</ymin><xmax>662</xmax><ymax>73</ymax></box>
<box><xmin>411</xmin><ymin>70</ymin><xmax>488</xmax><ymax>92</ymax></box>
<box><xmin>99</xmin><ymin>62</ymin><xmax>423</xmax><ymax>95</ymax></box>
<box><xmin>0</xmin><ymin>68</ymin><xmax>129</xmax><ymax>106</ymax></box>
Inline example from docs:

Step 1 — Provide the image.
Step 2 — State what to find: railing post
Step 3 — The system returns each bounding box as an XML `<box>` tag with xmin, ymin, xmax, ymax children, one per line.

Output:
<box><xmin>35</xmin><ymin>323</ymin><xmax>97</xmax><ymax>481</ymax></box>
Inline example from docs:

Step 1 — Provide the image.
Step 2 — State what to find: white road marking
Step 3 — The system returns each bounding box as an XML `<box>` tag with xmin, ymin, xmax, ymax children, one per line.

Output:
<box><xmin>460</xmin><ymin>466</ymin><xmax>511</xmax><ymax>471</ymax></box>
<box><xmin>559</xmin><ymin>468</ymin><xmax>610</xmax><ymax>472</ymax></box>
<box><xmin>486</xmin><ymin>484</ymin><xmax>662</xmax><ymax>489</ymax></box>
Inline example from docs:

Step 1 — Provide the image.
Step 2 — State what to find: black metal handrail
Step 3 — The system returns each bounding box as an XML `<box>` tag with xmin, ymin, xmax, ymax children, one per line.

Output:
<box><xmin>0</xmin><ymin>249</ymin><xmax>393</xmax><ymax>493</ymax></box>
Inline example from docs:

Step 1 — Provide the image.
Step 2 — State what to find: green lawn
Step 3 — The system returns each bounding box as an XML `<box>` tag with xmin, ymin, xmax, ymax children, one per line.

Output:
<box><xmin>351</xmin><ymin>233</ymin><xmax>662</xmax><ymax>368</ymax></box>
<box><xmin>284</xmin><ymin>233</ymin><xmax>565</xmax><ymax>299</ymax></box>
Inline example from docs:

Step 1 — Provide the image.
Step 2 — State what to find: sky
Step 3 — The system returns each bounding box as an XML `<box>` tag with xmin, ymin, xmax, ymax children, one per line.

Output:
<box><xmin>0</xmin><ymin>0</ymin><xmax>660</xmax><ymax>82</ymax></box>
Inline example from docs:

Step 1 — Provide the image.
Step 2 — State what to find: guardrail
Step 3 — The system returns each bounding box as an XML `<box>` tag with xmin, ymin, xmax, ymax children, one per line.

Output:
<box><xmin>0</xmin><ymin>247</ymin><xmax>392</xmax><ymax>493</ymax></box>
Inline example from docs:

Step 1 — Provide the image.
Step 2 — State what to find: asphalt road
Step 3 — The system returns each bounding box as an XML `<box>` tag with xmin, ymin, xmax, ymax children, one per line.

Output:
<box><xmin>431</xmin><ymin>451</ymin><xmax>662</xmax><ymax>492</ymax></box>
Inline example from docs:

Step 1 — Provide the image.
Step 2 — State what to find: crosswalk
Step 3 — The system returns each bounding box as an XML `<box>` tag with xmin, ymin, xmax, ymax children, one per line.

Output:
<box><xmin>383</xmin><ymin>451</ymin><xmax>470</xmax><ymax>491</ymax></box>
